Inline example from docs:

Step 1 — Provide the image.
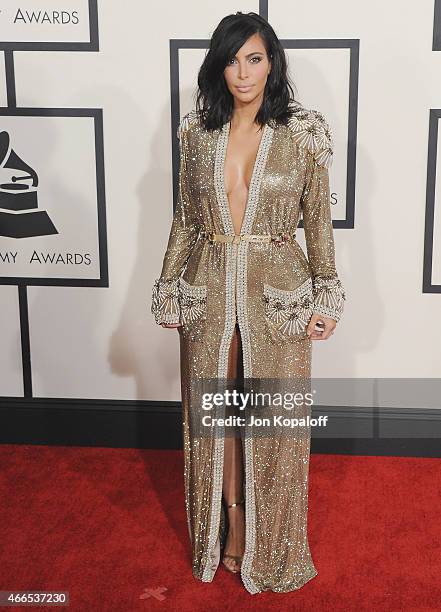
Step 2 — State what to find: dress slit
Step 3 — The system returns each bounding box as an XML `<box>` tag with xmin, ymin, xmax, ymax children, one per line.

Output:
<box><xmin>220</xmin><ymin>323</ymin><xmax>246</xmax><ymax>551</ymax></box>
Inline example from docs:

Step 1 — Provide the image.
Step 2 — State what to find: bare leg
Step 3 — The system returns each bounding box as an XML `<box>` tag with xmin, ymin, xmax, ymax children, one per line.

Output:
<box><xmin>222</xmin><ymin>323</ymin><xmax>245</xmax><ymax>573</ymax></box>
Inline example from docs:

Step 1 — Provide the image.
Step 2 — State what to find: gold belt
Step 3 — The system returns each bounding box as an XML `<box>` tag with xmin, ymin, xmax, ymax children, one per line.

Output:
<box><xmin>200</xmin><ymin>231</ymin><xmax>295</xmax><ymax>245</ymax></box>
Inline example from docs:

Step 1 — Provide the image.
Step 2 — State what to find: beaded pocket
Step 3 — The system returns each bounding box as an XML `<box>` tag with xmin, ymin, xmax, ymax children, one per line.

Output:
<box><xmin>179</xmin><ymin>277</ymin><xmax>208</xmax><ymax>341</ymax></box>
<box><xmin>263</xmin><ymin>277</ymin><xmax>314</xmax><ymax>341</ymax></box>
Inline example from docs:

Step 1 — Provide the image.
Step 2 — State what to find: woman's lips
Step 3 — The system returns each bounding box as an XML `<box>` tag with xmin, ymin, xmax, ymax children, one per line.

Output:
<box><xmin>236</xmin><ymin>85</ymin><xmax>253</xmax><ymax>92</ymax></box>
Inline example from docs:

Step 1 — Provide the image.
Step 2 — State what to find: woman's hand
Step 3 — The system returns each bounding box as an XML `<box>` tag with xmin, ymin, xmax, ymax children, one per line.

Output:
<box><xmin>306</xmin><ymin>314</ymin><xmax>336</xmax><ymax>340</ymax></box>
<box><xmin>161</xmin><ymin>322</ymin><xmax>183</xmax><ymax>329</ymax></box>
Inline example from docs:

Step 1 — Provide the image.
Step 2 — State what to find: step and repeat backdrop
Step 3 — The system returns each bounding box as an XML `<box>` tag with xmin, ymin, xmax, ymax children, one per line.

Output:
<box><xmin>0</xmin><ymin>1</ymin><xmax>440</xmax><ymax>406</ymax></box>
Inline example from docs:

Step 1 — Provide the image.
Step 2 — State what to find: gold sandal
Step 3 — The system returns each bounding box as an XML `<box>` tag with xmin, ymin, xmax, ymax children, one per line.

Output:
<box><xmin>222</xmin><ymin>498</ymin><xmax>245</xmax><ymax>574</ymax></box>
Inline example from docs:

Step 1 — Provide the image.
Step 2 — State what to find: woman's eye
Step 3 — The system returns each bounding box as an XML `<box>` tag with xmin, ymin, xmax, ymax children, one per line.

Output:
<box><xmin>227</xmin><ymin>56</ymin><xmax>262</xmax><ymax>65</ymax></box>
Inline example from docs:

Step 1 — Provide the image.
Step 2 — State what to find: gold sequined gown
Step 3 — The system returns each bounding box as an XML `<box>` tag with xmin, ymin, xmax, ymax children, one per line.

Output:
<box><xmin>151</xmin><ymin>105</ymin><xmax>346</xmax><ymax>594</ymax></box>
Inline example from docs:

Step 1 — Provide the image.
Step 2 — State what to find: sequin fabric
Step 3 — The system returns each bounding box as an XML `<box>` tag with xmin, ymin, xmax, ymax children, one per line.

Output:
<box><xmin>151</xmin><ymin>104</ymin><xmax>346</xmax><ymax>594</ymax></box>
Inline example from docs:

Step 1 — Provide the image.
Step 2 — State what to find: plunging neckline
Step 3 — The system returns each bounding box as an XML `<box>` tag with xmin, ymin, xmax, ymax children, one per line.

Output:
<box><xmin>220</xmin><ymin>120</ymin><xmax>271</xmax><ymax>236</ymax></box>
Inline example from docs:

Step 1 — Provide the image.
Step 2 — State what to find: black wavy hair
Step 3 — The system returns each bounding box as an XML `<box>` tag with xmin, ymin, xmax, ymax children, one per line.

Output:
<box><xmin>195</xmin><ymin>11</ymin><xmax>301</xmax><ymax>131</ymax></box>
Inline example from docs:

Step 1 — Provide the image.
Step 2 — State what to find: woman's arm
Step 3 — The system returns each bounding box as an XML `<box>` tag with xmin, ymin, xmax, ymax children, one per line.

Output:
<box><xmin>299</xmin><ymin>111</ymin><xmax>346</xmax><ymax>325</ymax></box>
<box><xmin>151</xmin><ymin>114</ymin><xmax>200</xmax><ymax>326</ymax></box>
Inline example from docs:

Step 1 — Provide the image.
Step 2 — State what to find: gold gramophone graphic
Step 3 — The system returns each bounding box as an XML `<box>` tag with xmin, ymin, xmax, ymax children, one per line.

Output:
<box><xmin>0</xmin><ymin>130</ymin><xmax>58</xmax><ymax>238</ymax></box>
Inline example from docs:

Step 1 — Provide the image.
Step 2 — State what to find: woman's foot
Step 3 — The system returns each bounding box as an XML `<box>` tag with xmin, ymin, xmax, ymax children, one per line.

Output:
<box><xmin>222</xmin><ymin>499</ymin><xmax>245</xmax><ymax>573</ymax></box>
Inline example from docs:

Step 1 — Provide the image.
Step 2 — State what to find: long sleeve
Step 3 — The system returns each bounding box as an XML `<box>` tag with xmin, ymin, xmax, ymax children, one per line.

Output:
<box><xmin>151</xmin><ymin>114</ymin><xmax>200</xmax><ymax>325</ymax></box>
<box><xmin>300</xmin><ymin>112</ymin><xmax>346</xmax><ymax>322</ymax></box>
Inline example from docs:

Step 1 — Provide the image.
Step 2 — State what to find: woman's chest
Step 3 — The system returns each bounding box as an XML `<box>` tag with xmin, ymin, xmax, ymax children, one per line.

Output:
<box><xmin>187</xmin><ymin>129</ymin><xmax>306</xmax><ymax>204</ymax></box>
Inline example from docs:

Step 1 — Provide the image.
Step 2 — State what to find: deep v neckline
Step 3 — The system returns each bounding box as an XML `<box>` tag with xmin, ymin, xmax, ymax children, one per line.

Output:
<box><xmin>219</xmin><ymin>120</ymin><xmax>272</xmax><ymax>236</ymax></box>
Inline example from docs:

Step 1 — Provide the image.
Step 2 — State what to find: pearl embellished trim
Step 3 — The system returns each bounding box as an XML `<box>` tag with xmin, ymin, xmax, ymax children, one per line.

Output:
<box><xmin>200</xmin><ymin>121</ymin><xmax>235</xmax><ymax>582</ymax></box>
<box><xmin>179</xmin><ymin>278</ymin><xmax>208</xmax><ymax>325</ymax></box>
<box><xmin>287</xmin><ymin>106</ymin><xmax>334</xmax><ymax>170</ymax></box>
<box><xmin>151</xmin><ymin>276</ymin><xmax>209</xmax><ymax>327</ymax></box>
<box><xmin>312</xmin><ymin>276</ymin><xmax>346</xmax><ymax>322</ymax></box>
<box><xmin>263</xmin><ymin>277</ymin><xmax>314</xmax><ymax>336</ymax></box>
<box><xmin>200</xmin><ymin>118</ymin><xmax>274</xmax><ymax>594</ymax></box>
<box><xmin>151</xmin><ymin>277</ymin><xmax>181</xmax><ymax>325</ymax></box>
<box><xmin>236</xmin><ymin>124</ymin><xmax>273</xmax><ymax>594</ymax></box>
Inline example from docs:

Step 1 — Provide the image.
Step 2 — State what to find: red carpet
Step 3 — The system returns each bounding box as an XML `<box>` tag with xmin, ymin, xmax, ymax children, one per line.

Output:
<box><xmin>0</xmin><ymin>445</ymin><xmax>440</xmax><ymax>611</ymax></box>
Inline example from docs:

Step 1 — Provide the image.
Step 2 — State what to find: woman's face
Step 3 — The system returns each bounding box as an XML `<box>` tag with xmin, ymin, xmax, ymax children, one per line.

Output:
<box><xmin>223</xmin><ymin>32</ymin><xmax>271</xmax><ymax>106</ymax></box>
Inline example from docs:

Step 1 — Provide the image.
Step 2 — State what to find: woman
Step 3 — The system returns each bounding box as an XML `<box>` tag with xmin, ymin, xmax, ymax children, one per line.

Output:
<box><xmin>151</xmin><ymin>12</ymin><xmax>346</xmax><ymax>594</ymax></box>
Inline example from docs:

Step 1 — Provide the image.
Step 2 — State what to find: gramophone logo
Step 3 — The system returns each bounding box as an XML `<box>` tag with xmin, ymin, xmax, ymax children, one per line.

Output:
<box><xmin>0</xmin><ymin>130</ymin><xmax>58</xmax><ymax>238</ymax></box>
